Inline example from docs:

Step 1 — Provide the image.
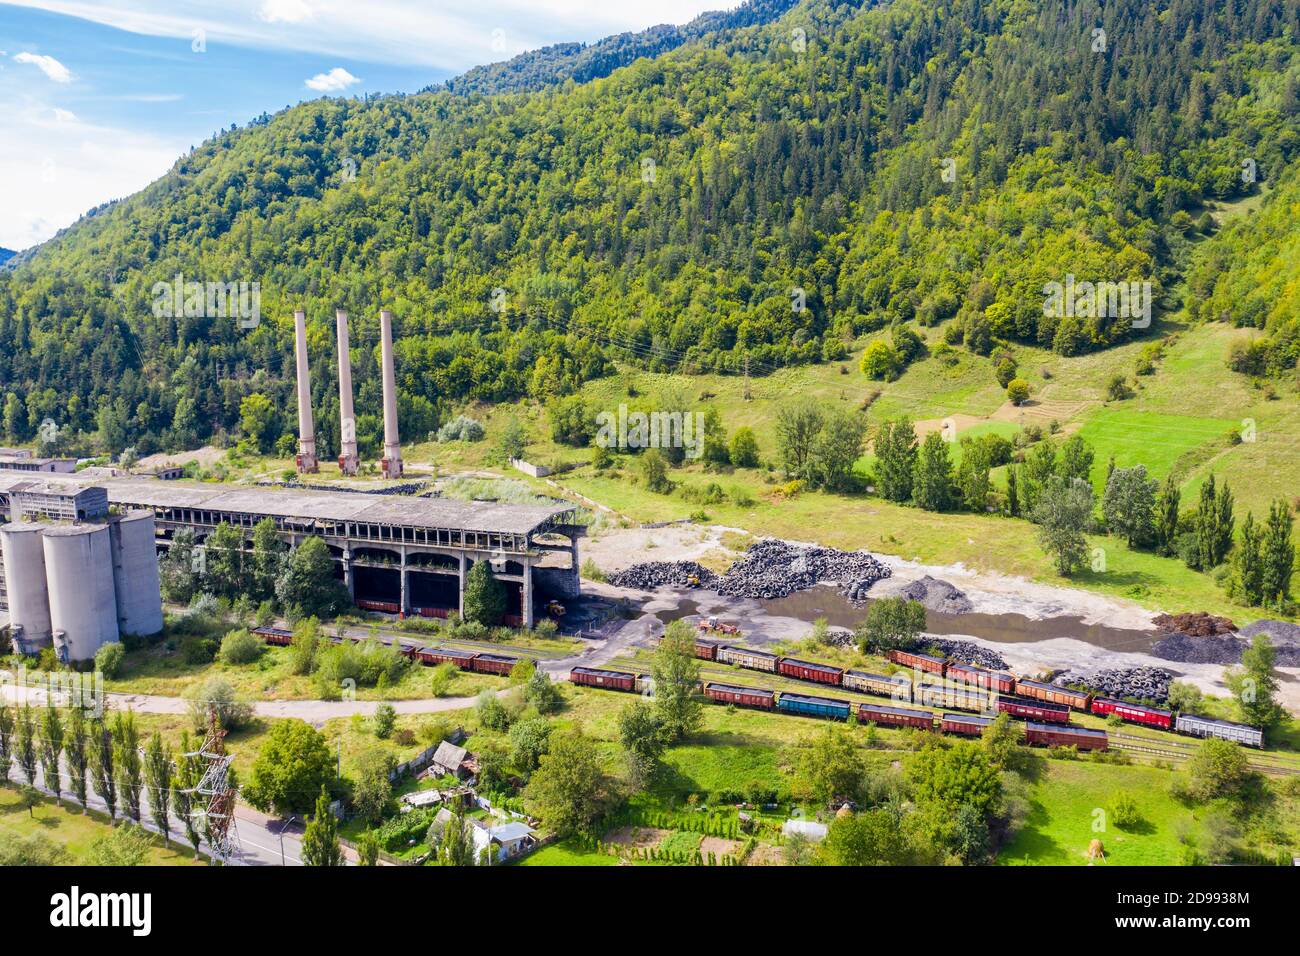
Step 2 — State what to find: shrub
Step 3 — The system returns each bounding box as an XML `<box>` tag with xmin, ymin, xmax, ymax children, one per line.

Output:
<box><xmin>373</xmin><ymin>703</ymin><xmax>396</xmax><ymax>740</ymax></box>
<box><xmin>181</xmin><ymin>636</ymin><xmax>219</xmax><ymax>664</ymax></box>
<box><xmin>1109</xmin><ymin>792</ymin><xmax>1142</xmax><ymax>830</ymax></box>
<box><xmin>217</xmin><ymin>628</ymin><xmax>264</xmax><ymax>666</ymax></box>
<box><xmin>184</xmin><ymin>675</ymin><xmax>253</xmax><ymax>731</ymax></box>
<box><xmin>94</xmin><ymin>642</ymin><xmax>125</xmax><ymax>678</ymax></box>
<box><xmin>436</xmin><ymin>415</ymin><xmax>485</xmax><ymax>443</ymax></box>
<box><xmin>1006</xmin><ymin>379</ymin><xmax>1031</xmax><ymax>405</ymax></box>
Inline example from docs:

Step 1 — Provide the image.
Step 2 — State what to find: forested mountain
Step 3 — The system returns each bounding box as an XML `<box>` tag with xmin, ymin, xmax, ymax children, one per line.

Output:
<box><xmin>2</xmin><ymin>0</ymin><xmax>1299</xmax><ymax>460</ymax></box>
<box><xmin>437</xmin><ymin>0</ymin><xmax>802</xmax><ymax>95</ymax></box>
<box><xmin>0</xmin><ymin>249</ymin><xmax>14</xmax><ymax>266</ymax></box>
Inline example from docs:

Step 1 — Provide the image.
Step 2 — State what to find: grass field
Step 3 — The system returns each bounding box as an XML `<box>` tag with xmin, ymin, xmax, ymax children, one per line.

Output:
<box><xmin>0</xmin><ymin>784</ymin><xmax>200</xmax><ymax>865</ymax></box>
<box><xmin>1000</xmin><ymin>761</ymin><xmax>1206</xmax><ymax>866</ymax></box>
<box><xmin>168</xmin><ymin>314</ymin><xmax>1300</xmax><ymax>624</ymax></box>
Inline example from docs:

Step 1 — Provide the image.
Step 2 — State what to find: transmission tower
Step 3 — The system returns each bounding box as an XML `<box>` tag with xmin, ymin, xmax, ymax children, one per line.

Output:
<box><xmin>185</xmin><ymin>711</ymin><xmax>241</xmax><ymax>865</ymax></box>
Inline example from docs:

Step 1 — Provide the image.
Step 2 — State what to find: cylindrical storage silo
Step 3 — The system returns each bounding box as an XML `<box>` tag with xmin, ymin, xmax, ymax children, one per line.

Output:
<box><xmin>0</xmin><ymin>522</ymin><xmax>53</xmax><ymax>654</ymax></box>
<box><xmin>43</xmin><ymin>524</ymin><xmax>119</xmax><ymax>663</ymax></box>
<box><xmin>110</xmin><ymin>511</ymin><xmax>164</xmax><ymax>637</ymax></box>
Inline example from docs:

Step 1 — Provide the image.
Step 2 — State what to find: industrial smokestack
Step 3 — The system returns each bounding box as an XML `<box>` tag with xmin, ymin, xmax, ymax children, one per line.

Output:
<box><xmin>379</xmin><ymin>308</ymin><xmax>403</xmax><ymax>479</ymax></box>
<box><xmin>335</xmin><ymin>309</ymin><xmax>359</xmax><ymax>476</ymax></box>
<box><xmin>293</xmin><ymin>308</ymin><xmax>318</xmax><ymax>473</ymax></box>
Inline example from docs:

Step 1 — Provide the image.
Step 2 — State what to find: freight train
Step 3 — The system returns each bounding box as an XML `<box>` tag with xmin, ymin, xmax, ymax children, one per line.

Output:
<box><xmin>571</xmin><ymin>667</ymin><xmax>1109</xmax><ymax>749</ymax></box>
<box><xmin>697</xmin><ymin>641</ymin><xmax>1263</xmax><ymax>747</ymax></box>
<box><xmin>252</xmin><ymin>626</ymin><xmax>533</xmax><ymax>678</ymax></box>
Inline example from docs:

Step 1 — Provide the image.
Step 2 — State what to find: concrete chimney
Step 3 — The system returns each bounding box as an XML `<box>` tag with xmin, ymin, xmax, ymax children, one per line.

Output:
<box><xmin>293</xmin><ymin>309</ymin><xmax>318</xmax><ymax>473</ymax></box>
<box><xmin>379</xmin><ymin>308</ymin><xmax>403</xmax><ymax>479</ymax></box>
<box><xmin>335</xmin><ymin>309</ymin><xmax>359</xmax><ymax>476</ymax></box>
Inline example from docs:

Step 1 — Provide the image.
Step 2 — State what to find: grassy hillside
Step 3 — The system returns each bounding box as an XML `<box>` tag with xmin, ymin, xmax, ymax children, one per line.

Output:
<box><xmin>2</xmin><ymin>0</ymin><xmax>1298</xmax><ymax>464</ymax></box>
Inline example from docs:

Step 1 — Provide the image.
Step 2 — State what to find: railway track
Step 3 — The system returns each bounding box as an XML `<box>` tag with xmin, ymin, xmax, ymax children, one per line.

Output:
<box><xmin>1107</xmin><ymin>735</ymin><xmax>1300</xmax><ymax>777</ymax></box>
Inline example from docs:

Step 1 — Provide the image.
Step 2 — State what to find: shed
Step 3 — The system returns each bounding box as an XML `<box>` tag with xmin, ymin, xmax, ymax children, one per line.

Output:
<box><xmin>431</xmin><ymin>741</ymin><xmax>471</xmax><ymax>779</ymax></box>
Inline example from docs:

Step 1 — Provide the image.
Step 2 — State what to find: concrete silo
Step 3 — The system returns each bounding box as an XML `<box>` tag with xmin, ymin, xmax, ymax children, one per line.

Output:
<box><xmin>109</xmin><ymin>510</ymin><xmax>164</xmax><ymax>637</ymax></box>
<box><xmin>43</xmin><ymin>524</ymin><xmax>120</xmax><ymax>663</ymax></box>
<box><xmin>0</xmin><ymin>522</ymin><xmax>53</xmax><ymax>654</ymax></box>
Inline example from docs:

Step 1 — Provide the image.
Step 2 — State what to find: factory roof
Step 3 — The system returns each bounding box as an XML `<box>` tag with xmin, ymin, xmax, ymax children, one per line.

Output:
<box><xmin>0</xmin><ymin>474</ymin><xmax>574</xmax><ymax>536</ymax></box>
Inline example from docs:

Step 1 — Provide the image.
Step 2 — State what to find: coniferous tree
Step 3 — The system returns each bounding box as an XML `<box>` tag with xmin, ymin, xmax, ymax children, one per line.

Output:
<box><xmin>39</xmin><ymin>703</ymin><xmax>64</xmax><ymax>804</ymax></box>
<box><xmin>113</xmin><ymin>712</ymin><xmax>143</xmax><ymax>823</ymax></box>
<box><xmin>143</xmin><ymin>733</ymin><xmax>173</xmax><ymax>845</ymax></box>
<box><xmin>1233</xmin><ymin>512</ymin><xmax>1264</xmax><ymax>607</ymax></box>
<box><xmin>1154</xmin><ymin>474</ymin><xmax>1181</xmax><ymax>556</ymax></box>
<box><xmin>1261</xmin><ymin>499</ymin><xmax>1295</xmax><ymax>607</ymax></box>
<box><xmin>301</xmin><ymin>788</ymin><xmax>344</xmax><ymax>866</ymax></box>
<box><xmin>0</xmin><ymin>705</ymin><xmax>14</xmax><ymax>786</ymax></box>
<box><xmin>64</xmin><ymin>707</ymin><xmax>89</xmax><ymax>810</ymax></box>
<box><xmin>14</xmin><ymin>704</ymin><xmax>37</xmax><ymax>785</ymax></box>
<box><xmin>89</xmin><ymin>717</ymin><xmax>117</xmax><ymax>821</ymax></box>
<box><xmin>171</xmin><ymin>731</ymin><xmax>204</xmax><ymax>857</ymax></box>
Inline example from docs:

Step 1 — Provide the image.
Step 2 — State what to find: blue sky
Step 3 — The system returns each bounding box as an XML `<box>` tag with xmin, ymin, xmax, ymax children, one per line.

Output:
<box><xmin>0</xmin><ymin>0</ymin><xmax>723</xmax><ymax>251</ymax></box>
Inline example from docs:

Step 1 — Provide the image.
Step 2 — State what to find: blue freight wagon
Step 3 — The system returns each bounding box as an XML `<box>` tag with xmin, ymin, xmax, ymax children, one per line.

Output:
<box><xmin>775</xmin><ymin>692</ymin><xmax>851</xmax><ymax>720</ymax></box>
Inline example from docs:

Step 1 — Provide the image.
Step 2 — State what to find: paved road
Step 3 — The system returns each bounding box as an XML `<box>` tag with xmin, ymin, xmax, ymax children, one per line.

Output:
<box><xmin>4</xmin><ymin>754</ymin><xmax>333</xmax><ymax>866</ymax></box>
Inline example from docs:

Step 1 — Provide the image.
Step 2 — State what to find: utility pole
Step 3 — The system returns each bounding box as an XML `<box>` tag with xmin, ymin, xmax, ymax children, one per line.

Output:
<box><xmin>743</xmin><ymin>354</ymin><xmax>752</xmax><ymax>401</ymax></box>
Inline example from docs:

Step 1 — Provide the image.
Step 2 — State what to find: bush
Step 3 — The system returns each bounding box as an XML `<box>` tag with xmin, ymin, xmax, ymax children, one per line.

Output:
<box><xmin>476</xmin><ymin>689</ymin><xmax>512</xmax><ymax>731</ymax></box>
<box><xmin>94</xmin><ymin>642</ymin><xmax>125</xmax><ymax>678</ymax></box>
<box><xmin>184</xmin><ymin>675</ymin><xmax>253</xmax><ymax>731</ymax></box>
<box><xmin>1006</xmin><ymin>379</ymin><xmax>1031</xmax><ymax>405</ymax></box>
<box><xmin>436</xmin><ymin>415</ymin><xmax>485</xmax><ymax>443</ymax></box>
<box><xmin>373</xmin><ymin>703</ymin><xmax>396</xmax><ymax>740</ymax></box>
<box><xmin>181</xmin><ymin>636</ymin><xmax>219</xmax><ymax>665</ymax></box>
<box><xmin>1109</xmin><ymin>792</ymin><xmax>1142</xmax><ymax>830</ymax></box>
<box><xmin>217</xmin><ymin>628</ymin><xmax>264</xmax><ymax>665</ymax></box>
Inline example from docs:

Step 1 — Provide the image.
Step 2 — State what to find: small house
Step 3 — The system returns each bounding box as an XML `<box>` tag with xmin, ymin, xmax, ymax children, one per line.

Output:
<box><xmin>430</xmin><ymin>741</ymin><xmax>475</xmax><ymax>780</ymax></box>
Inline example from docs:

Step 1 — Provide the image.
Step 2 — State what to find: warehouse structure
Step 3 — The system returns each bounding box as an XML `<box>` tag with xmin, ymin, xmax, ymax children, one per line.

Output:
<box><xmin>0</xmin><ymin>474</ymin><xmax>582</xmax><ymax>629</ymax></box>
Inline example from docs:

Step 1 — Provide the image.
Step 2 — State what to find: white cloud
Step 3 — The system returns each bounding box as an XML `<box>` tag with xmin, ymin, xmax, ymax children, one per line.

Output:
<box><xmin>14</xmin><ymin>51</ymin><xmax>74</xmax><ymax>83</ymax></box>
<box><xmin>5</xmin><ymin>1</ymin><xmax>721</xmax><ymax>69</ymax></box>
<box><xmin>52</xmin><ymin>107</ymin><xmax>77</xmax><ymax>122</ymax></box>
<box><xmin>0</xmin><ymin>102</ymin><xmax>185</xmax><ymax>250</ymax></box>
<box><xmin>304</xmin><ymin>66</ymin><xmax>359</xmax><ymax>92</ymax></box>
<box><xmin>259</xmin><ymin>0</ymin><xmax>313</xmax><ymax>24</ymax></box>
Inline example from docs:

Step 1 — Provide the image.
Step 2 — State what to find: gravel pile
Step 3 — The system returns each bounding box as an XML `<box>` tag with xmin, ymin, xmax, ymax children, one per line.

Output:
<box><xmin>715</xmin><ymin>539</ymin><xmax>891</xmax><ymax>602</ymax></box>
<box><xmin>607</xmin><ymin>561</ymin><xmax>718</xmax><ymax>591</ymax></box>
<box><xmin>1053</xmin><ymin>666</ymin><xmax>1174</xmax><ymax>703</ymax></box>
<box><xmin>897</xmin><ymin>576</ymin><xmax>975</xmax><ymax>615</ymax></box>
<box><xmin>1153</xmin><ymin>611</ymin><xmax>1236</xmax><ymax>637</ymax></box>
<box><xmin>1236</xmin><ymin>620</ymin><xmax>1300</xmax><ymax>667</ymax></box>
<box><xmin>1151</xmin><ymin>632</ymin><xmax>1245</xmax><ymax>665</ymax></box>
<box><xmin>930</xmin><ymin>639</ymin><xmax>1008</xmax><ymax>670</ymax></box>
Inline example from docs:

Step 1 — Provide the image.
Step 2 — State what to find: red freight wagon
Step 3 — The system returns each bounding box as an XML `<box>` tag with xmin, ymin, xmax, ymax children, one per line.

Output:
<box><xmin>413</xmin><ymin>647</ymin><xmax>478</xmax><ymax>668</ymax></box>
<box><xmin>941</xmin><ymin>713</ymin><xmax>992</xmax><ymax>736</ymax></box>
<box><xmin>1090</xmin><ymin>697</ymin><xmax>1174</xmax><ymax>730</ymax></box>
<box><xmin>996</xmin><ymin>695</ymin><xmax>1071</xmax><ymax>724</ymax></box>
<box><xmin>887</xmin><ymin>649</ymin><xmax>947</xmax><ymax>675</ymax></box>
<box><xmin>413</xmin><ymin>606</ymin><xmax>451</xmax><ymax>619</ymax></box>
<box><xmin>570</xmin><ymin>667</ymin><xmax>638</xmax><ymax>692</ymax></box>
<box><xmin>777</xmin><ymin>657</ymin><xmax>844</xmax><ymax>686</ymax></box>
<box><xmin>694</xmin><ymin>639</ymin><xmax>722</xmax><ymax>661</ymax></box>
<box><xmin>253</xmin><ymin>626</ymin><xmax>294</xmax><ymax>647</ymax></box>
<box><xmin>945</xmin><ymin>663</ymin><xmax>1016</xmax><ymax>695</ymax></box>
<box><xmin>704</xmin><ymin>683</ymin><xmax>776</xmax><ymax>710</ymax></box>
<box><xmin>1024</xmin><ymin>722</ymin><xmax>1108</xmax><ymax>751</ymax></box>
<box><xmin>356</xmin><ymin>599</ymin><xmax>401</xmax><ymax>614</ymax></box>
<box><xmin>856</xmin><ymin>702</ymin><xmax>934</xmax><ymax>730</ymax></box>
<box><xmin>471</xmin><ymin>653</ymin><xmax>520</xmax><ymax>676</ymax></box>
<box><xmin>1014</xmin><ymin>679</ymin><xmax>1092</xmax><ymax>711</ymax></box>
